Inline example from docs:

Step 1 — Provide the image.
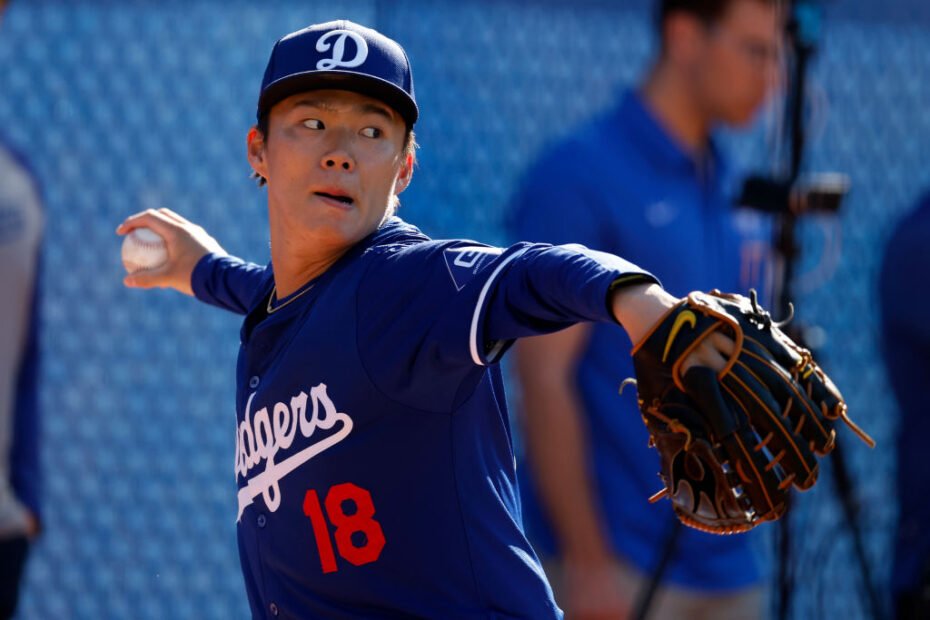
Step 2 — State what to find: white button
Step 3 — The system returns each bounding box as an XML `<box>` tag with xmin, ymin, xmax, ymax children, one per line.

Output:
<box><xmin>249</xmin><ymin>376</ymin><xmax>260</xmax><ymax>388</ymax></box>
<box><xmin>269</xmin><ymin>602</ymin><xmax>279</xmax><ymax>616</ymax></box>
<box><xmin>257</xmin><ymin>514</ymin><xmax>266</xmax><ymax>528</ymax></box>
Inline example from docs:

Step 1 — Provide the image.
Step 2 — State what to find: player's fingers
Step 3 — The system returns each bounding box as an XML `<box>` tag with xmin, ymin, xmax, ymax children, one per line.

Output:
<box><xmin>123</xmin><ymin>267</ymin><xmax>170</xmax><ymax>289</ymax></box>
<box><xmin>709</xmin><ymin>329</ymin><xmax>735</xmax><ymax>357</ymax></box>
<box><xmin>681</xmin><ymin>341</ymin><xmax>728</xmax><ymax>375</ymax></box>
<box><xmin>157</xmin><ymin>208</ymin><xmax>191</xmax><ymax>225</ymax></box>
<box><xmin>116</xmin><ymin>209</ymin><xmax>159</xmax><ymax>233</ymax></box>
<box><xmin>123</xmin><ymin>262</ymin><xmax>194</xmax><ymax>296</ymax></box>
<box><xmin>116</xmin><ymin>209</ymin><xmax>179</xmax><ymax>237</ymax></box>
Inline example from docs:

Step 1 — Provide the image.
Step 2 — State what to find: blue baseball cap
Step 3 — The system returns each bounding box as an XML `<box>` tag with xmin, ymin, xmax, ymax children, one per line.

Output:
<box><xmin>257</xmin><ymin>20</ymin><xmax>418</xmax><ymax>127</ymax></box>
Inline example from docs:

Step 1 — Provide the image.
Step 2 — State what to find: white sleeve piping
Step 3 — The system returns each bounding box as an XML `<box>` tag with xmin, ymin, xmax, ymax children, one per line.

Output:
<box><xmin>469</xmin><ymin>252</ymin><xmax>521</xmax><ymax>366</ymax></box>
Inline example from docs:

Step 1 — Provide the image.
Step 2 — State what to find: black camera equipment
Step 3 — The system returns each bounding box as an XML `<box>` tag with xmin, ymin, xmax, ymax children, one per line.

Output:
<box><xmin>737</xmin><ymin>2</ymin><xmax>884</xmax><ymax>619</ymax></box>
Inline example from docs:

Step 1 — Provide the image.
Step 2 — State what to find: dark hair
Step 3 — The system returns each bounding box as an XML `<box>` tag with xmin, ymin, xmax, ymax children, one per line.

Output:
<box><xmin>657</xmin><ymin>0</ymin><xmax>778</xmax><ymax>33</ymax></box>
<box><xmin>251</xmin><ymin>113</ymin><xmax>418</xmax><ymax>187</ymax></box>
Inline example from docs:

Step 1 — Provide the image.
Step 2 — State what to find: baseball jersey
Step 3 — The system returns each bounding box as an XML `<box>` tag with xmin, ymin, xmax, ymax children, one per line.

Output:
<box><xmin>507</xmin><ymin>90</ymin><xmax>769</xmax><ymax>590</ymax></box>
<box><xmin>0</xmin><ymin>137</ymin><xmax>44</xmax><ymax>537</ymax></box>
<box><xmin>191</xmin><ymin>217</ymin><xmax>656</xmax><ymax>619</ymax></box>
<box><xmin>880</xmin><ymin>193</ymin><xmax>930</xmax><ymax>596</ymax></box>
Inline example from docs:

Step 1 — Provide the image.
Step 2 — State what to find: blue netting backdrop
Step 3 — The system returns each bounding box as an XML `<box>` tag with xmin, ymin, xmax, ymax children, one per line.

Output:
<box><xmin>1</xmin><ymin>0</ymin><xmax>927</xmax><ymax>618</ymax></box>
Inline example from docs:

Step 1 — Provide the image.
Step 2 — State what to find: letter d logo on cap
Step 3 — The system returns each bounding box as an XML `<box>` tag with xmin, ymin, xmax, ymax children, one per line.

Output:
<box><xmin>316</xmin><ymin>30</ymin><xmax>369</xmax><ymax>70</ymax></box>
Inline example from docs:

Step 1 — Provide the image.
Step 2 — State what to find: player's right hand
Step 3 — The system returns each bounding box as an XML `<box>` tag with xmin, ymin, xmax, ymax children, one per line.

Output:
<box><xmin>116</xmin><ymin>208</ymin><xmax>226</xmax><ymax>296</ymax></box>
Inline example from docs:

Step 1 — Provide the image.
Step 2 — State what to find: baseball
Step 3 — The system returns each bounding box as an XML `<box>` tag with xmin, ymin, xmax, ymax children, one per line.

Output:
<box><xmin>121</xmin><ymin>227</ymin><xmax>168</xmax><ymax>274</ymax></box>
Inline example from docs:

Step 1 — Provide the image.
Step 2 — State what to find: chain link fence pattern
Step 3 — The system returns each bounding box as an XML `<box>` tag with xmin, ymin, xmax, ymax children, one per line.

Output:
<box><xmin>1</xmin><ymin>1</ymin><xmax>926</xmax><ymax>617</ymax></box>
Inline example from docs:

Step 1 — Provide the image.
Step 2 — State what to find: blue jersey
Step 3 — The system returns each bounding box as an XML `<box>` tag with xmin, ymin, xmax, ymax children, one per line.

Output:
<box><xmin>192</xmin><ymin>217</ymin><xmax>655</xmax><ymax>619</ymax></box>
<box><xmin>507</xmin><ymin>90</ymin><xmax>769</xmax><ymax>591</ymax></box>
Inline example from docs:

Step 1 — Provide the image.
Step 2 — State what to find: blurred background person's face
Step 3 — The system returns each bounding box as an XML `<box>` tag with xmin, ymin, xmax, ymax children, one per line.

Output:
<box><xmin>689</xmin><ymin>0</ymin><xmax>782</xmax><ymax>126</ymax></box>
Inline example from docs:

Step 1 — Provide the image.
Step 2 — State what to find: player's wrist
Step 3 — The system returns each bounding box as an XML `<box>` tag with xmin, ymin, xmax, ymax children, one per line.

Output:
<box><xmin>610</xmin><ymin>283</ymin><xmax>679</xmax><ymax>345</ymax></box>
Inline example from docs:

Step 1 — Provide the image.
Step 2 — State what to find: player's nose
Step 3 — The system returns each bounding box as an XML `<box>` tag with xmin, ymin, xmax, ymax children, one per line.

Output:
<box><xmin>321</xmin><ymin>150</ymin><xmax>354</xmax><ymax>172</ymax></box>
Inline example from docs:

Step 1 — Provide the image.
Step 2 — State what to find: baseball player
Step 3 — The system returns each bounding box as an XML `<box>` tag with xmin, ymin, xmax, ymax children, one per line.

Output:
<box><xmin>116</xmin><ymin>20</ymin><xmax>830</xmax><ymax>619</ymax></box>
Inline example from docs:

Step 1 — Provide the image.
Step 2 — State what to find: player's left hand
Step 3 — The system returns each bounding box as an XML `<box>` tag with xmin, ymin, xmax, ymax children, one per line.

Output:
<box><xmin>624</xmin><ymin>289</ymin><xmax>875</xmax><ymax>534</ymax></box>
<box><xmin>611</xmin><ymin>283</ymin><xmax>731</xmax><ymax>375</ymax></box>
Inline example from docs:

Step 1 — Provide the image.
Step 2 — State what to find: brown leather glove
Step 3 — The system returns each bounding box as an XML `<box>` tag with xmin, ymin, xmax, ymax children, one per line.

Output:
<box><xmin>627</xmin><ymin>290</ymin><xmax>874</xmax><ymax>534</ymax></box>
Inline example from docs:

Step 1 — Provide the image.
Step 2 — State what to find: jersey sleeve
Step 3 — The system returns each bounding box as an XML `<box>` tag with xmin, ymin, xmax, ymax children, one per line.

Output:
<box><xmin>356</xmin><ymin>240</ymin><xmax>656</xmax><ymax>412</ymax></box>
<box><xmin>191</xmin><ymin>253</ymin><xmax>268</xmax><ymax>315</ymax></box>
<box><xmin>475</xmin><ymin>243</ymin><xmax>657</xmax><ymax>364</ymax></box>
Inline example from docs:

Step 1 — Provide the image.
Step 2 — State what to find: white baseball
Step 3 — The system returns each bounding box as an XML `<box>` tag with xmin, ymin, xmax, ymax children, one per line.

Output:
<box><xmin>121</xmin><ymin>227</ymin><xmax>168</xmax><ymax>274</ymax></box>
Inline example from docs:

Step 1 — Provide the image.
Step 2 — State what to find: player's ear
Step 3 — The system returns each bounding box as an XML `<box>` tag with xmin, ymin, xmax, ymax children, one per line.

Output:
<box><xmin>247</xmin><ymin>126</ymin><xmax>268</xmax><ymax>180</ymax></box>
<box><xmin>393</xmin><ymin>152</ymin><xmax>414</xmax><ymax>196</ymax></box>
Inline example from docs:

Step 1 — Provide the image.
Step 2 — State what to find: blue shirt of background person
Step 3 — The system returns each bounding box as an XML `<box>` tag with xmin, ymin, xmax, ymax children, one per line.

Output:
<box><xmin>879</xmin><ymin>193</ymin><xmax>930</xmax><ymax>619</ymax></box>
<box><xmin>508</xmin><ymin>86</ymin><xmax>766</xmax><ymax>588</ymax></box>
<box><xmin>506</xmin><ymin>1</ymin><xmax>779</xmax><ymax>617</ymax></box>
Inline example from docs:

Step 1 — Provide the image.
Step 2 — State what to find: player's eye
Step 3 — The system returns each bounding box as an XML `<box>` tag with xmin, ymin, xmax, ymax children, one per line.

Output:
<box><xmin>303</xmin><ymin>119</ymin><xmax>324</xmax><ymax>130</ymax></box>
<box><xmin>360</xmin><ymin>127</ymin><xmax>382</xmax><ymax>139</ymax></box>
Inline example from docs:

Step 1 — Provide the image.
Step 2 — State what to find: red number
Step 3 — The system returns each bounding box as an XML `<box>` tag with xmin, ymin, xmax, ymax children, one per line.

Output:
<box><xmin>303</xmin><ymin>483</ymin><xmax>386</xmax><ymax>573</ymax></box>
<box><xmin>303</xmin><ymin>489</ymin><xmax>338</xmax><ymax>573</ymax></box>
<box><xmin>325</xmin><ymin>483</ymin><xmax>386</xmax><ymax>567</ymax></box>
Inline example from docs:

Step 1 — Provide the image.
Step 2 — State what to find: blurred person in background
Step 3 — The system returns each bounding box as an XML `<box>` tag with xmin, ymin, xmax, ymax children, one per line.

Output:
<box><xmin>880</xmin><ymin>192</ymin><xmax>930</xmax><ymax>620</ymax></box>
<box><xmin>0</xmin><ymin>1</ymin><xmax>45</xmax><ymax>617</ymax></box>
<box><xmin>507</xmin><ymin>0</ymin><xmax>781</xmax><ymax>617</ymax></box>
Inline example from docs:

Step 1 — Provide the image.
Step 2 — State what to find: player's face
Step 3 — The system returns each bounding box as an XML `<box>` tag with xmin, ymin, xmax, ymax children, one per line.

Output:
<box><xmin>249</xmin><ymin>89</ymin><xmax>412</xmax><ymax>252</ymax></box>
<box><xmin>692</xmin><ymin>0</ymin><xmax>782</xmax><ymax>126</ymax></box>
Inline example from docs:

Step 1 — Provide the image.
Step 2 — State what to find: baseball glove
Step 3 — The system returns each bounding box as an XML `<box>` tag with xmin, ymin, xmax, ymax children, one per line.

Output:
<box><xmin>625</xmin><ymin>290</ymin><xmax>874</xmax><ymax>534</ymax></box>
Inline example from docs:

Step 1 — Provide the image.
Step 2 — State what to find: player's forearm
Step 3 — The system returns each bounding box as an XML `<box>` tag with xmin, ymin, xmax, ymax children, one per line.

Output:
<box><xmin>191</xmin><ymin>253</ymin><xmax>268</xmax><ymax>315</ymax></box>
<box><xmin>515</xmin><ymin>348</ymin><xmax>613</xmax><ymax>560</ymax></box>
<box><xmin>483</xmin><ymin>244</ymin><xmax>658</xmax><ymax>343</ymax></box>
